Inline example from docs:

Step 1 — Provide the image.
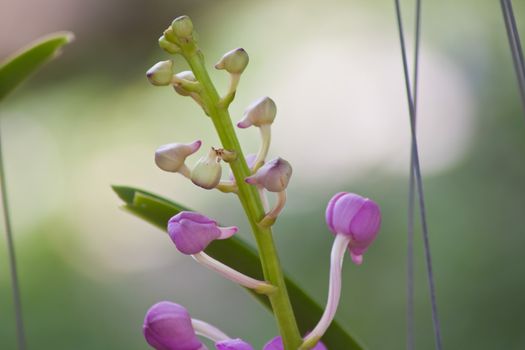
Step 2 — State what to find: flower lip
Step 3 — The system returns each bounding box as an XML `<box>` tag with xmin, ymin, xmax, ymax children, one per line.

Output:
<box><xmin>143</xmin><ymin>301</ymin><xmax>203</xmax><ymax>350</ymax></box>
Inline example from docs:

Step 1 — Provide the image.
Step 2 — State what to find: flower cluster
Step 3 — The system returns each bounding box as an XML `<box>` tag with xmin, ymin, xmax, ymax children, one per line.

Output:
<box><xmin>142</xmin><ymin>15</ymin><xmax>382</xmax><ymax>350</ymax></box>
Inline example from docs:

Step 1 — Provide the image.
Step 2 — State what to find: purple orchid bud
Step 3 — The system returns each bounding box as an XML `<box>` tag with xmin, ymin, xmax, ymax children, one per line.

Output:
<box><xmin>215</xmin><ymin>48</ymin><xmax>249</xmax><ymax>74</ymax></box>
<box><xmin>263</xmin><ymin>336</ymin><xmax>327</xmax><ymax>350</ymax></box>
<box><xmin>147</xmin><ymin>60</ymin><xmax>174</xmax><ymax>86</ymax></box>
<box><xmin>215</xmin><ymin>338</ymin><xmax>254</xmax><ymax>350</ymax></box>
<box><xmin>168</xmin><ymin>211</ymin><xmax>237</xmax><ymax>255</ymax></box>
<box><xmin>245</xmin><ymin>157</ymin><xmax>292</xmax><ymax>192</ymax></box>
<box><xmin>191</xmin><ymin>148</ymin><xmax>223</xmax><ymax>190</ymax></box>
<box><xmin>325</xmin><ymin>192</ymin><xmax>381</xmax><ymax>265</ymax></box>
<box><xmin>155</xmin><ymin>140</ymin><xmax>201</xmax><ymax>175</ymax></box>
<box><xmin>229</xmin><ymin>154</ymin><xmax>257</xmax><ymax>182</ymax></box>
<box><xmin>143</xmin><ymin>301</ymin><xmax>203</xmax><ymax>350</ymax></box>
<box><xmin>237</xmin><ymin>96</ymin><xmax>276</xmax><ymax>128</ymax></box>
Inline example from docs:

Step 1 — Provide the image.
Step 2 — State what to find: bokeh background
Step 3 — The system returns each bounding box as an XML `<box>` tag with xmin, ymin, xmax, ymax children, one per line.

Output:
<box><xmin>1</xmin><ymin>0</ymin><xmax>524</xmax><ymax>348</ymax></box>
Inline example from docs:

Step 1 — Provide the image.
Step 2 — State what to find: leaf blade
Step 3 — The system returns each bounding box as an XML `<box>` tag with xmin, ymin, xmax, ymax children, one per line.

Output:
<box><xmin>0</xmin><ymin>31</ymin><xmax>74</xmax><ymax>102</ymax></box>
<box><xmin>112</xmin><ymin>185</ymin><xmax>365</xmax><ymax>349</ymax></box>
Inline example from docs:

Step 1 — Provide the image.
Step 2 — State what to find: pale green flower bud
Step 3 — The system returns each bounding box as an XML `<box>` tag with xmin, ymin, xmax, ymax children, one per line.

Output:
<box><xmin>146</xmin><ymin>60</ymin><xmax>174</xmax><ymax>86</ymax></box>
<box><xmin>173</xmin><ymin>71</ymin><xmax>196</xmax><ymax>96</ymax></box>
<box><xmin>237</xmin><ymin>97</ymin><xmax>277</xmax><ymax>128</ymax></box>
<box><xmin>171</xmin><ymin>16</ymin><xmax>194</xmax><ymax>40</ymax></box>
<box><xmin>158</xmin><ymin>36</ymin><xmax>180</xmax><ymax>54</ymax></box>
<box><xmin>191</xmin><ymin>148</ymin><xmax>222</xmax><ymax>190</ymax></box>
<box><xmin>214</xmin><ymin>48</ymin><xmax>249</xmax><ymax>74</ymax></box>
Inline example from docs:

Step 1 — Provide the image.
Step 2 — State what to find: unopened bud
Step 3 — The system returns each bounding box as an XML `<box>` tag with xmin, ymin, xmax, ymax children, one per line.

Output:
<box><xmin>146</xmin><ymin>60</ymin><xmax>174</xmax><ymax>86</ymax></box>
<box><xmin>237</xmin><ymin>97</ymin><xmax>277</xmax><ymax>128</ymax></box>
<box><xmin>171</xmin><ymin>15</ymin><xmax>194</xmax><ymax>40</ymax></box>
<box><xmin>158</xmin><ymin>36</ymin><xmax>180</xmax><ymax>54</ymax></box>
<box><xmin>173</xmin><ymin>71</ymin><xmax>197</xmax><ymax>96</ymax></box>
<box><xmin>191</xmin><ymin>148</ymin><xmax>222</xmax><ymax>190</ymax></box>
<box><xmin>245</xmin><ymin>157</ymin><xmax>292</xmax><ymax>192</ymax></box>
<box><xmin>155</xmin><ymin>140</ymin><xmax>201</xmax><ymax>173</ymax></box>
<box><xmin>215</xmin><ymin>48</ymin><xmax>249</xmax><ymax>74</ymax></box>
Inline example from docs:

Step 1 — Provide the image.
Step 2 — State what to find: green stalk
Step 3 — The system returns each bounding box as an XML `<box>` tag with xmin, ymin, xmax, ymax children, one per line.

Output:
<box><xmin>181</xmin><ymin>43</ymin><xmax>302</xmax><ymax>349</ymax></box>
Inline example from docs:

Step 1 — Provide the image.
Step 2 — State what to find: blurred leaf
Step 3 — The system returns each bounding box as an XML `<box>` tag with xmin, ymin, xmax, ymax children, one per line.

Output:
<box><xmin>0</xmin><ymin>31</ymin><xmax>74</xmax><ymax>102</ymax></box>
<box><xmin>112</xmin><ymin>185</ymin><xmax>364</xmax><ymax>349</ymax></box>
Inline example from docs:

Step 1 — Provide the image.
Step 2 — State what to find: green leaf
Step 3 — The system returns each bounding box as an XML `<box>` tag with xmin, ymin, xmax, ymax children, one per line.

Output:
<box><xmin>0</xmin><ymin>32</ymin><xmax>74</xmax><ymax>102</ymax></box>
<box><xmin>112</xmin><ymin>185</ymin><xmax>365</xmax><ymax>350</ymax></box>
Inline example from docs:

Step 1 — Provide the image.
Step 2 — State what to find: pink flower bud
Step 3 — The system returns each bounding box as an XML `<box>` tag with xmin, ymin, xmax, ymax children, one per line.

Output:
<box><xmin>263</xmin><ymin>336</ymin><xmax>327</xmax><ymax>350</ymax></box>
<box><xmin>325</xmin><ymin>192</ymin><xmax>381</xmax><ymax>265</ymax></box>
<box><xmin>216</xmin><ymin>338</ymin><xmax>254</xmax><ymax>350</ymax></box>
<box><xmin>143</xmin><ymin>301</ymin><xmax>203</xmax><ymax>350</ymax></box>
<box><xmin>214</xmin><ymin>48</ymin><xmax>249</xmax><ymax>74</ymax></box>
<box><xmin>146</xmin><ymin>60</ymin><xmax>174</xmax><ymax>86</ymax></box>
<box><xmin>245</xmin><ymin>157</ymin><xmax>292</xmax><ymax>192</ymax></box>
<box><xmin>190</xmin><ymin>148</ymin><xmax>222</xmax><ymax>190</ymax></box>
<box><xmin>155</xmin><ymin>141</ymin><xmax>201</xmax><ymax>173</ymax></box>
<box><xmin>168</xmin><ymin>211</ymin><xmax>238</xmax><ymax>255</ymax></box>
<box><xmin>237</xmin><ymin>96</ymin><xmax>276</xmax><ymax>128</ymax></box>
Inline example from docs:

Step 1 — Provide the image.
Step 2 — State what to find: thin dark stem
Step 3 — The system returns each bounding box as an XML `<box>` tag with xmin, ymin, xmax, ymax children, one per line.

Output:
<box><xmin>500</xmin><ymin>0</ymin><xmax>525</xmax><ymax>115</ymax></box>
<box><xmin>394</xmin><ymin>1</ymin><xmax>443</xmax><ymax>349</ymax></box>
<box><xmin>0</xmin><ymin>123</ymin><xmax>27</xmax><ymax>350</ymax></box>
<box><xmin>407</xmin><ymin>1</ymin><xmax>421</xmax><ymax>349</ymax></box>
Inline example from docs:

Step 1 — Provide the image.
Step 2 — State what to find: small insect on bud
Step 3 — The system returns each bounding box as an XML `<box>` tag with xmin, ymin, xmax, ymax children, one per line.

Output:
<box><xmin>146</xmin><ymin>60</ymin><xmax>174</xmax><ymax>86</ymax></box>
<box><xmin>191</xmin><ymin>148</ymin><xmax>222</xmax><ymax>190</ymax></box>
<box><xmin>155</xmin><ymin>140</ymin><xmax>201</xmax><ymax>176</ymax></box>
<box><xmin>158</xmin><ymin>35</ymin><xmax>180</xmax><ymax>54</ymax></box>
<box><xmin>215</xmin><ymin>48</ymin><xmax>249</xmax><ymax>74</ymax></box>
<box><xmin>173</xmin><ymin>71</ymin><xmax>196</xmax><ymax>96</ymax></box>
<box><xmin>245</xmin><ymin>157</ymin><xmax>292</xmax><ymax>192</ymax></box>
<box><xmin>237</xmin><ymin>96</ymin><xmax>277</xmax><ymax>129</ymax></box>
<box><xmin>171</xmin><ymin>15</ymin><xmax>194</xmax><ymax>41</ymax></box>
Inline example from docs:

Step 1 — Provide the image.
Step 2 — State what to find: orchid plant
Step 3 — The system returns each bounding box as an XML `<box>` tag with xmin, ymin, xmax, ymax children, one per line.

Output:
<box><xmin>118</xmin><ymin>15</ymin><xmax>382</xmax><ymax>350</ymax></box>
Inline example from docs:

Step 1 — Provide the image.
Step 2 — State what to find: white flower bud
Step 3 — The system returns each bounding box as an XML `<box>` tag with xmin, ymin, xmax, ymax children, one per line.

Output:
<box><xmin>146</xmin><ymin>60</ymin><xmax>174</xmax><ymax>86</ymax></box>
<box><xmin>214</xmin><ymin>48</ymin><xmax>249</xmax><ymax>74</ymax></box>
<box><xmin>155</xmin><ymin>141</ymin><xmax>201</xmax><ymax>173</ymax></box>
<box><xmin>173</xmin><ymin>71</ymin><xmax>196</xmax><ymax>96</ymax></box>
<box><xmin>237</xmin><ymin>97</ymin><xmax>277</xmax><ymax>128</ymax></box>
<box><xmin>171</xmin><ymin>16</ymin><xmax>194</xmax><ymax>40</ymax></box>
<box><xmin>191</xmin><ymin>148</ymin><xmax>222</xmax><ymax>190</ymax></box>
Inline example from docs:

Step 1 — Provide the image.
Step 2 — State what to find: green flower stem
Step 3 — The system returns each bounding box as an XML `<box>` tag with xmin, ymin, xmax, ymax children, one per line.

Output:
<box><xmin>181</xmin><ymin>44</ymin><xmax>302</xmax><ymax>349</ymax></box>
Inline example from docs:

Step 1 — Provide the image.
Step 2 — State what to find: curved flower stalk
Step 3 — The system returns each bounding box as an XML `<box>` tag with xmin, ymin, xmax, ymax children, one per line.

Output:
<box><xmin>143</xmin><ymin>301</ymin><xmax>253</xmax><ymax>350</ymax></box>
<box><xmin>215</xmin><ymin>48</ymin><xmax>249</xmax><ymax>106</ymax></box>
<box><xmin>300</xmin><ymin>193</ymin><xmax>381</xmax><ymax>349</ymax></box>
<box><xmin>168</xmin><ymin>211</ymin><xmax>276</xmax><ymax>295</ymax></box>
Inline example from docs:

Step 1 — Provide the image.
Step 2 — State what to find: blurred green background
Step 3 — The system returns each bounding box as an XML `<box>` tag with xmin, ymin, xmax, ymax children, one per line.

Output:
<box><xmin>1</xmin><ymin>0</ymin><xmax>524</xmax><ymax>348</ymax></box>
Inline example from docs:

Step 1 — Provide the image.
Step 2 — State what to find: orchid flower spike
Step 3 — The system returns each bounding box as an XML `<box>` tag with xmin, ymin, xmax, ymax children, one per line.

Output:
<box><xmin>302</xmin><ymin>192</ymin><xmax>381</xmax><ymax>349</ymax></box>
<box><xmin>215</xmin><ymin>48</ymin><xmax>249</xmax><ymax>100</ymax></box>
<box><xmin>237</xmin><ymin>97</ymin><xmax>277</xmax><ymax>169</ymax></box>
<box><xmin>264</xmin><ymin>336</ymin><xmax>326</xmax><ymax>350</ymax></box>
<box><xmin>191</xmin><ymin>148</ymin><xmax>222</xmax><ymax>190</ymax></box>
<box><xmin>168</xmin><ymin>211</ymin><xmax>276</xmax><ymax>294</ymax></box>
<box><xmin>245</xmin><ymin>157</ymin><xmax>292</xmax><ymax>227</ymax></box>
<box><xmin>155</xmin><ymin>140</ymin><xmax>201</xmax><ymax>177</ymax></box>
<box><xmin>143</xmin><ymin>301</ymin><xmax>204</xmax><ymax>350</ymax></box>
<box><xmin>147</xmin><ymin>60</ymin><xmax>174</xmax><ymax>86</ymax></box>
